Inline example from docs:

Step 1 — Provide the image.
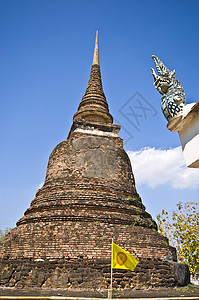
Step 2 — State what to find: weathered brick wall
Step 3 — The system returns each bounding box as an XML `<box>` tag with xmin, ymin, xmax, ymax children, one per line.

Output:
<box><xmin>44</xmin><ymin>134</ymin><xmax>134</xmax><ymax>189</ymax></box>
<box><xmin>1</xmin><ymin>222</ymin><xmax>176</xmax><ymax>261</ymax></box>
<box><xmin>0</xmin><ymin>122</ymin><xmax>188</xmax><ymax>288</ymax></box>
<box><xmin>16</xmin><ymin>133</ymin><xmax>153</xmax><ymax>229</ymax></box>
<box><xmin>0</xmin><ymin>258</ymin><xmax>189</xmax><ymax>289</ymax></box>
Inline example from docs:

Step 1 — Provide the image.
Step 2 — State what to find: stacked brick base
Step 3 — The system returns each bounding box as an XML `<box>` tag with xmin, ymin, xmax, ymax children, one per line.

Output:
<box><xmin>0</xmin><ymin>258</ymin><xmax>189</xmax><ymax>289</ymax></box>
<box><xmin>0</xmin><ymin>222</ymin><xmax>190</xmax><ymax>288</ymax></box>
<box><xmin>1</xmin><ymin>222</ymin><xmax>175</xmax><ymax>261</ymax></box>
<box><xmin>0</xmin><ymin>124</ymin><xmax>190</xmax><ymax>288</ymax></box>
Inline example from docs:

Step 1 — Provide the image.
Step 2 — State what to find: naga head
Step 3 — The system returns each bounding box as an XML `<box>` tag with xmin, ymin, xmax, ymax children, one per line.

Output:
<box><xmin>151</xmin><ymin>55</ymin><xmax>176</xmax><ymax>95</ymax></box>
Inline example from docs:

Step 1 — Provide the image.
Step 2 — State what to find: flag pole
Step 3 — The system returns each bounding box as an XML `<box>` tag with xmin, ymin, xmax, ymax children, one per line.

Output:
<box><xmin>110</xmin><ymin>238</ymin><xmax>113</xmax><ymax>299</ymax></box>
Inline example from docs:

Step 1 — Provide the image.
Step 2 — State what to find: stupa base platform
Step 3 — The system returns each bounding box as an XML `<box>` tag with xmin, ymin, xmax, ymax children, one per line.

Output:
<box><xmin>0</xmin><ymin>258</ymin><xmax>190</xmax><ymax>289</ymax></box>
<box><xmin>0</xmin><ymin>222</ymin><xmax>190</xmax><ymax>288</ymax></box>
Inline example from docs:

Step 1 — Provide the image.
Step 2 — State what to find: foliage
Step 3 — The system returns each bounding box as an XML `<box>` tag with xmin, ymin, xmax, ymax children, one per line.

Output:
<box><xmin>157</xmin><ymin>202</ymin><xmax>199</xmax><ymax>278</ymax></box>
<box><xmin>0</xmin><ymin>227</ymin><xmax>12</xmax><ymax>242</ymax></box>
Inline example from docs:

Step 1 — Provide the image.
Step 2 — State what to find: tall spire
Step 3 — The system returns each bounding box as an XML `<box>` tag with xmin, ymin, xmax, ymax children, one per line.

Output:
<box><xmin>92</xmin><ymin>30</ymin><xmax>99</xmax><ymax>65</ymax></box>
<box><xmin>73</xmin><ymin>31</ymin><xmax>113</xmax><ymax>124</ymax></box>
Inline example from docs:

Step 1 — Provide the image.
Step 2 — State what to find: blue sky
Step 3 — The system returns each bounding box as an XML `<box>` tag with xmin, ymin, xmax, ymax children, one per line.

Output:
<box><xmin>0</xmin><ymin>0</ymin><xmax>199</xmax><ymax>229</ymax></box>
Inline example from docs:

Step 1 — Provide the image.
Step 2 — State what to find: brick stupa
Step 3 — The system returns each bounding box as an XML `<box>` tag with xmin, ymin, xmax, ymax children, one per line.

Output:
<box><xmin>0</xmin><ymin>32</ymin><xmax>189</xmax><ymax>289</ymax></box>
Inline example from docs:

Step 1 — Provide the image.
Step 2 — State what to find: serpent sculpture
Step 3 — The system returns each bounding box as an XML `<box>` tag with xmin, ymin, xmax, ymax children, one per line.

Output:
<box><xmin>151</xmin><ymin>55</ymin><xmax>186</xmax><ymax>121</ymax></box>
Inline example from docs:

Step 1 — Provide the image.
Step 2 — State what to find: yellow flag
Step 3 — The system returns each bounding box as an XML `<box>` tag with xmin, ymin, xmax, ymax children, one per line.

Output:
<box><xmin>111</xmin><ymin>242</ymin><xmax>139</xmax><ymax>272</ymax></box>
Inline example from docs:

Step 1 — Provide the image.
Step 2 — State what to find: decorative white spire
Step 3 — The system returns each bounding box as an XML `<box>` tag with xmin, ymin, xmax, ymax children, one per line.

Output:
<box><xmin>92</xmin><ymin>30</ymin><xmax>99</xmax><ymax>65</ymax></box>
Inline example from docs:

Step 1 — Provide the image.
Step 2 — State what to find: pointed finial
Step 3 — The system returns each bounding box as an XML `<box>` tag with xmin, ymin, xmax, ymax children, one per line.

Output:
<box><xmin>92</xmin><ymin>30</ymin><xmax>99</xmax><ymax>65</ymax></box>
<box><xmin>73</xmin><ymin>30</ymin><xmax>113</xmax><ymax>125</ymax></box>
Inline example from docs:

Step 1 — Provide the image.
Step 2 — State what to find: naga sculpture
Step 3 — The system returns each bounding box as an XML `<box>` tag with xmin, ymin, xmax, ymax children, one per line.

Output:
<box><xmin>151</xmin><ymin>55</ymin><xmax>186</xmax><ymax>121</ymax></box>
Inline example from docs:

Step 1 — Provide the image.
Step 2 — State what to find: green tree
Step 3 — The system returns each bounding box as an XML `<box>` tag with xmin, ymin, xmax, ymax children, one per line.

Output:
<box><xmin>157</xmin><ymin>202</ymin><xmax>199</xmax><ymax>278</ymax></box>
<box><xmin>0</xmin><ymin>227</ymin><xmax>12</xmax><ymax>242</ymax></box>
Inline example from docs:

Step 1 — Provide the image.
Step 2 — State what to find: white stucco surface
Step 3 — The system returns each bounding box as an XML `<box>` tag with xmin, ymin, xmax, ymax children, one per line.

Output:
<box><xmin>167</xmin><ymin>101</ymin><xmax>199</xmax><ymax>168</ymax></box>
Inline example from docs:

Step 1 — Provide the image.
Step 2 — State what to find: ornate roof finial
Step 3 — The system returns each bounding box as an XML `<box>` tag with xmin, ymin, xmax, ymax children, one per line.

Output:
<box><xmin>92</xmin><ymin>30</ymin><xmax>99</xmax><ymax>65</ymax></box>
